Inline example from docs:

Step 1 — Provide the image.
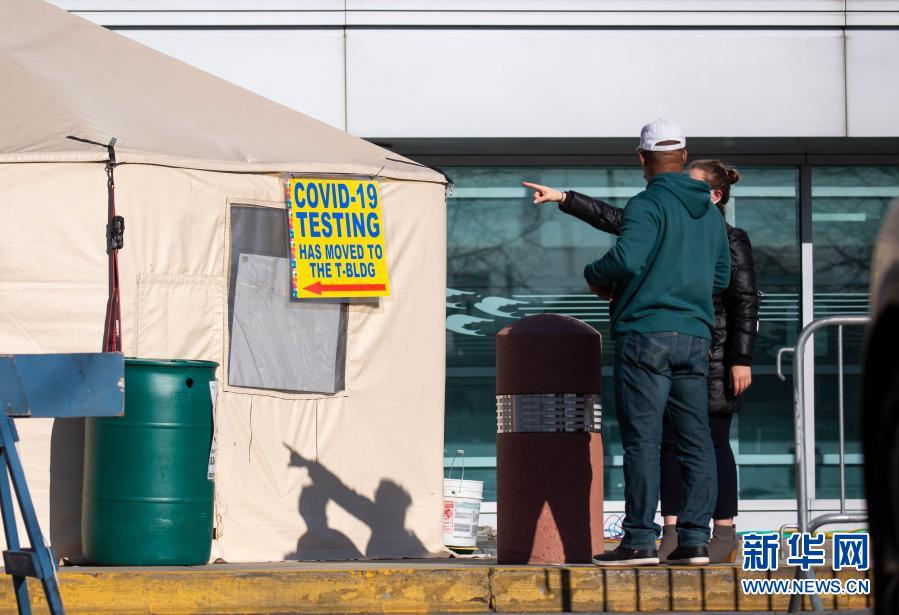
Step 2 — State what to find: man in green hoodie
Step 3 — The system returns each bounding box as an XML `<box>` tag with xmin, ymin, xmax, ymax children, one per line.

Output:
<box><xmin>524</xmin><ymin>119</ymin><xmax>730</xmax><ymax>566</ymax></box>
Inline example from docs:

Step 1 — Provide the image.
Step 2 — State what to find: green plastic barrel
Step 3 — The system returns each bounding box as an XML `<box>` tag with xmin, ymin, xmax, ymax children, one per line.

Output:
<box><xmin>82</xmin><ymin>358</ymin><xmax>218</xmax><ymax>565</ymax></box>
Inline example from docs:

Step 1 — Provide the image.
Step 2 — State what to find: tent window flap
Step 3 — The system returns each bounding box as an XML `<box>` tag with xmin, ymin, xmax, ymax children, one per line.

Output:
<box><xmin>228</xmin><ymin>204</ymin><xmax>347</xmax><ymax>394</ymax></box>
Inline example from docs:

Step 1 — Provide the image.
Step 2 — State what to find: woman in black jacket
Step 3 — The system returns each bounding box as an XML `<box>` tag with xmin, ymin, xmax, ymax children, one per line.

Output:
<box><xmin>523</xmin><ymin>160</ymin><xmax>759</xmax><ymax>563</ymax></box>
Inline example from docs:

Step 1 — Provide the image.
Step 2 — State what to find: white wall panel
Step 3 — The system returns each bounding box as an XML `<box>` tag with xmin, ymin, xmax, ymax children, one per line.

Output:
<box><xmin>346</xmin><ymin>29</ymin><xmax>846</xmax><ymax>139</ymax></box>
<box><xmin>48</xmin><ymin>2</ymin><xmax>899</xmax><ymax>139</ymax></box>
<box><xmin>848</xmin><ymin>0</ymin><xmax>899</xmax><ymax>9</ymax></box>
<box><xmin>346</xmin><ymin>0</ymin><xmax>845</xmax><ymax>7</ymax></box>
<box><xmin>120</xmin><ymin>29</ymin><xmax>346</xmax><ymax>129</ymax></box>
<box><xmin>847</xmin><ymin>30</ymin><xmax>899</xmax><ymax>137</ymax></box>
<box><xmin>53</xmin><ymin>1</ymin><xmax>899</xmax><ymax>27</ymax></box>
<box><xmin>52</xmin><ymin>1</ymin><xmax>343</xmax><ymax>9</ymax></box>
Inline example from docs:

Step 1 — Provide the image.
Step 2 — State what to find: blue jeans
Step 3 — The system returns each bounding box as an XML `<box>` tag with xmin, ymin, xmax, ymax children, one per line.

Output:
<box><xmin>614</xmin><ymin>332</ymin><xmax>717</xmax><ymax>550</ymax></box>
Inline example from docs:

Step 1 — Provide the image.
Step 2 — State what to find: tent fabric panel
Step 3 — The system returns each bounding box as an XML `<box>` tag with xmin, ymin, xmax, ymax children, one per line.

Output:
<box><xmin>0</xmin><ymin>162</ymin><xmax>447</xmax><ymax>562</ymax></box>
<box><xmin>213</xmin><ymin>177</ymin><xmax>447</xmax><ymax>561</ymax></box>
<box><xmin>135</xmin><ymin>273</ymin><xmax>224</xmax><ymax>362</ymax></box>
<box><xmin>210</xmin><ymin>392</ymin><xmax>323</xmax><ymax>562</ymax></box>
<box><xmin>0</xmin><ymin>163</ymin><xmax>111</xmax><ymax>556</ymax></box>
<box><xmin>309</xmin><ymin>179</ymin><xmax>447</xmax><ymax>560</ymax></box>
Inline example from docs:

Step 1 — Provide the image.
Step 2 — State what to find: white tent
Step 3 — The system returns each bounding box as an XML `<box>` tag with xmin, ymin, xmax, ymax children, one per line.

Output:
<box><xmin>0</xmin><ymin>0</ymin><xmax>447</xmax><ymax>561</ymax></box>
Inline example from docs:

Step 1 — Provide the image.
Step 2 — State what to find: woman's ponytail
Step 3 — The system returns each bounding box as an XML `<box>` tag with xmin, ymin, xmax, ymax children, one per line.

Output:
<box><xmin>690</xmin><ymin>159</ymin><xmax>741</xmax><ymax>208</ymax></box>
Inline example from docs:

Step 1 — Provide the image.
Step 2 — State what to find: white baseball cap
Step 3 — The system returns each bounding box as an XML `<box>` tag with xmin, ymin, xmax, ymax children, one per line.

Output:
<box><xmin>637</xmin><ymin>119</ymin><xmax>686</xmax><ymax>152</ymax></box>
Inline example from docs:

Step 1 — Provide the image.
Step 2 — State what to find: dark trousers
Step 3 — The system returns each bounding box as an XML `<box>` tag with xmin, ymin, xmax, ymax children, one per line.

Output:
<box><xmin>614</xmin><ymin>332</ymin><xmax>717</xmax><ymax>550</ymax></box>
<box><xmin>660</xmin><ymin>412</ymin><xmax>738</xmax><ymax>520</ymax></box>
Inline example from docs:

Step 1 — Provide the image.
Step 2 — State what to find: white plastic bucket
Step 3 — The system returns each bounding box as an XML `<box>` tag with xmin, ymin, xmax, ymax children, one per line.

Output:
<box><xmin>442</xmin><ymin>478</ymin><xmax>483</xmax><ymax>549</ymax></box>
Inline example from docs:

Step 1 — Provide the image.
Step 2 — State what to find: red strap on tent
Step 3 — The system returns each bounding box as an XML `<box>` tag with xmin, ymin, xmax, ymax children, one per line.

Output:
<box><xmin>102</xmin><ymin>141</ymin><xmax>124</xmax><ymax>353</ymax></box>
<box><xmin>65</xmin><ymin>135</ymin><xmax>123</xmax><ymax>352</ymax></box>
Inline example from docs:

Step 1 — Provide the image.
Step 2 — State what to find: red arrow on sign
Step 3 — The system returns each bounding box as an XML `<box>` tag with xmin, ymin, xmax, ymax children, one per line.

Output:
<box><xmin>304</xmin><ymin>281</ymin><xmax>387</xmax><ymax>295</ymax></box>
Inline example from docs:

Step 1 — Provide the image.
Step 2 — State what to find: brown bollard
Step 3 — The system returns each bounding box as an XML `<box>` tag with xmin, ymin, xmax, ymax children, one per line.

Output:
<box><xmin>496</xmin><ymin>314</ymin><xmax>604</xmax><ymax>565</ymax></box>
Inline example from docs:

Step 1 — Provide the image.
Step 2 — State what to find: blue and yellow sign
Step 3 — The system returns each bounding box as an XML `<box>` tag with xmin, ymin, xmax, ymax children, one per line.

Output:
<box><xmin>286</xmin><ymin>177</ymin><xmax>390</xmax><ymax>299</ymax></box>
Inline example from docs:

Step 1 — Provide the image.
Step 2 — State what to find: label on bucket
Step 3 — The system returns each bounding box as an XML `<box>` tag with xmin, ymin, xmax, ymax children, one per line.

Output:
<box><xmin>442</xmin><ymin>501</ymin><xmax>455</xmax><ymax>534</ymax></box>
<box><xmin>452</xmin><ymin>501</ymin><xmax>480</xmax><ymax>535</ymax></box>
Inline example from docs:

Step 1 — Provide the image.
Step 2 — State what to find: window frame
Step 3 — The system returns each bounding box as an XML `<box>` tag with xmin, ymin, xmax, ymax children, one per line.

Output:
<box><xmin>222</xmin><ymin>198</ymin><xmax>349</xmax><ymax>400</ymax></box>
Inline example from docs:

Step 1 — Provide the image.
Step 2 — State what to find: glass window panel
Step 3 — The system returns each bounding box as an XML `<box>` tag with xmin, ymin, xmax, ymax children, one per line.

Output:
<box><xmin>811</xmin><ymin>166</ymin><xmax>899</xmax><ymax>498</ymax></box>
<box><xmin>738</xmin><ymin>465</ymin><xmax>795</xmax><ymax>500</ymax></box>
<box><xmin>813</xmin><ymin>166</ymin><xmax>899</xmax><ymax>302</ymax></box>
<box><xmin>445</xmin><ymin>166</ymin><xmax>802</xmax><ymax>501</ymax></box>
<box><xmin>816</xmin><ymin>466</ymin><xmax>864</xmax><ymax>500</ymax></box>
<box><xmin>728</xmin><ymin>168</ymin><xmax>802</xmax><ymax>488</ymax></box>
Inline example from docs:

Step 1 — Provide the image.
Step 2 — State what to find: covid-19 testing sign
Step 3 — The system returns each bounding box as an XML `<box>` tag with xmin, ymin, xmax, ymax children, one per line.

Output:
<box><xmin>286</xmin><ymin>177</ymin><xmax>390</xmax><ymax>299</ymax></box>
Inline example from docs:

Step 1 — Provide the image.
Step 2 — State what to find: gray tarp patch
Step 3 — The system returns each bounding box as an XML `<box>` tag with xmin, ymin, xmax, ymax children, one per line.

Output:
<box><xmin>229</xmin><ymin>253</ymin><xmax>345</xmax><ymax>394</ymax></box>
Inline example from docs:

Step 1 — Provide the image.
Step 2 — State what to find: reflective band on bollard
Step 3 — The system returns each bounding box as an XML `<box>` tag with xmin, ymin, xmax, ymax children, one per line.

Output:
<box><xmin>496</xmin><ymin>393</ymin><xmax>602</xmax><ymax>433</ymax></box>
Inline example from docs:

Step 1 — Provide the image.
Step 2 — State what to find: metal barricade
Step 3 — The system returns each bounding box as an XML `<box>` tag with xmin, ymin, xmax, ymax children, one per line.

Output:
<box><xmin>777</xmin><ymin>315</ymin><xmax>870</xmax><ymax>613</ymax></box>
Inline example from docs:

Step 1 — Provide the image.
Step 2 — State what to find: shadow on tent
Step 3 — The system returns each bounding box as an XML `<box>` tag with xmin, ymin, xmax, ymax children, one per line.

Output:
<box><xmin>285</xmin><ymin>445</ymin><xmax>426</xmax><ymax>560</ymax></box>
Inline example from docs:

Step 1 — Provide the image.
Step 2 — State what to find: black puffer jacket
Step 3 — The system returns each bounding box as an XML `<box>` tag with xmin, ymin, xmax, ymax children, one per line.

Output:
<box><xmin>560</xmin><ymin>191</ymin><xmax>760</xmax><ymax>414</ymax></box>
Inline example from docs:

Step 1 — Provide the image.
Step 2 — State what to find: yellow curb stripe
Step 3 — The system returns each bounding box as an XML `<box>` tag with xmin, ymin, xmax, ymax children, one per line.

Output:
<box><xmin>0</xmin><ymin>565</ymin><xmax>870</xmax><ymax>614</ymax></box>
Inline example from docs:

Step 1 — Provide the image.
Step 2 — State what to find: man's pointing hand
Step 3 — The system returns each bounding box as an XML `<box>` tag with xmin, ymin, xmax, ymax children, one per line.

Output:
<box><xmin>522</xmin><ymin>181</ymin><xmax>565</xmax><ymax>205</ymax></box>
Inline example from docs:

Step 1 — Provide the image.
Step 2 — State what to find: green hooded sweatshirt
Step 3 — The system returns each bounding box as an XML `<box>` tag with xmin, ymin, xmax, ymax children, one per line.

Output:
<box><xmin>584</xmin><ymin>172</ymin><xmax>730</xmax><ymax>340</ymax></box>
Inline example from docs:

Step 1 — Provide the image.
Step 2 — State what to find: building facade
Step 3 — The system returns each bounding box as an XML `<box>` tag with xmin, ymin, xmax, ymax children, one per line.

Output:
<box><xmin>54</xmin><ymin>0</ymin><xmax>899</xmax><ymax>530</ymax></box>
